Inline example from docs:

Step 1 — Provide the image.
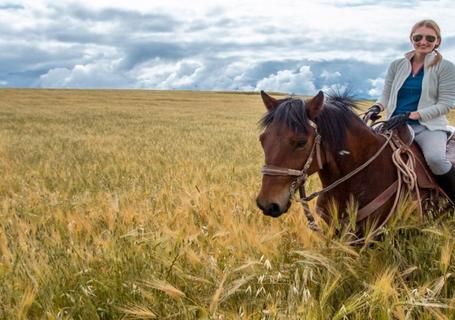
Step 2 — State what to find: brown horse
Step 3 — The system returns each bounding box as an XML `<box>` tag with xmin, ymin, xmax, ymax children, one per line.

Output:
<box><xmin>256</xmin><ymin>90</ymin><xmax>442</xmax><ymax>229</ymax></box>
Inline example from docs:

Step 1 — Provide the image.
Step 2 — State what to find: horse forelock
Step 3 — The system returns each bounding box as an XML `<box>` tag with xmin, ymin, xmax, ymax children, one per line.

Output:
<box><xmin>259</xmin><ymin>98</ymin><xmax>311</xmax><ymax>134</ymax></box>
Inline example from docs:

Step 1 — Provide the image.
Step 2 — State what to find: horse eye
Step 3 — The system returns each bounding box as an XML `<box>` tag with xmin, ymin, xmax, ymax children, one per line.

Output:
<box><xmin>296</xmin><ymin>140</ymin><xmax>307</xmax><ymax>149</ymax></box>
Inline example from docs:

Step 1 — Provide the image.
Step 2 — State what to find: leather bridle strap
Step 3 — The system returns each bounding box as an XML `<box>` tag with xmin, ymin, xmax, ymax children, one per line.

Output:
<box><xmin>261</xmin><ymin>119</ymin><xmax>322</xmax><ymax>229</ymax></box>
<box><xmin>260</xmin><ymin>165</ymin><xmax>305</xmax><ymax>177</ymax></box>
<box><xmin>261</xmin><ymin>120</ymin><xmax>323</xmax><ymax>178</ymax></box>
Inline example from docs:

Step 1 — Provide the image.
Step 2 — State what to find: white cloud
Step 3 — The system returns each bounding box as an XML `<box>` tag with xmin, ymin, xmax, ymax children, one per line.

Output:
<box><xmin>133</xmin><ymin>59</ymin><xmax>204</xmax><ymax>89</ymax></box>
<box><xmin>320</xmin><ymin>70</ymin><xmax>341</xmax><ymax>80</ymax></box>
<box><xmin>368</xmin><ymin>77</ymin><xmax>385</xmax><ymax>97</ymax></box>
<box><xmin>39</xmin><ymin>60</ymin><xmax>130</xmax><ymax>88</ymax></box>
<box><xmin>255</xmin><ymin>66</ymin><xmax>316</xmax><ymax>95</ymax></box>
<box><xmin>321</xmin><ymin>83</ymin><xmax>348</xmax><ymax>94</ymax></box>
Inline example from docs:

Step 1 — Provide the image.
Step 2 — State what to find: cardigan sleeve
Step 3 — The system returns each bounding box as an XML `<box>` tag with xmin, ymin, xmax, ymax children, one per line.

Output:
<box><xmin>376</xmin><ymin>60</ymin><xmax>397</xmax><ymax>110</ymax></box>
<box><xmin>418</xmin><ymin>61</ymin><xmax>455</xmax><ymax>121</ymax></box>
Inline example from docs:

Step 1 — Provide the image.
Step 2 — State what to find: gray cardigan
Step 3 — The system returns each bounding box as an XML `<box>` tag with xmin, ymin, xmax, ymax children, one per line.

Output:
<box><xmin>376</xmin><ymin>50</ymin><xmax>455</xmax><ymax>132</ymax></box>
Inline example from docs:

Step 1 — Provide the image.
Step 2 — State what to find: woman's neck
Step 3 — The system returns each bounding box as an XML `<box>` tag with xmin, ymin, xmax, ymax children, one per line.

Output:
<box><xmin>413</xmin><ymin>52</ymin><xmax>427</xmax><ymax>64</ymax></box>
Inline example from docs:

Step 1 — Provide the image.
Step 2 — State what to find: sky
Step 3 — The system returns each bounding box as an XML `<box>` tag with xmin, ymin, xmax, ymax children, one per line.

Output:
<box><xmin>1</xmin><ymin>0</ymin><xmax>455</xmax><ymax>98</ymax></box>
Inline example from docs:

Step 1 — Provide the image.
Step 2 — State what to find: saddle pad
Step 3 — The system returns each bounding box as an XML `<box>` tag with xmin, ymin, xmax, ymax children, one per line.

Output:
<box><xmin>407</xmin><ymin>143</ymin><xmax>437</xmax><ymax>189</ymax></box>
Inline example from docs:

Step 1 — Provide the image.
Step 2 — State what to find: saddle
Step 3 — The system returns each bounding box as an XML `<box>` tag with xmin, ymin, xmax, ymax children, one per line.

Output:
<box><xmin>393</xmin><ymin>125</ymin><xmax>454</xmax><ymax>192</ymax></box>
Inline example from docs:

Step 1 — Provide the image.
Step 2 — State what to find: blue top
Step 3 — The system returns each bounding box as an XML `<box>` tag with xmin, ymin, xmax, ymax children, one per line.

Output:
<box><xmin>392</xmin><ymin>67</ymin><xmax>424</xmax><ymax>125</ymax></box>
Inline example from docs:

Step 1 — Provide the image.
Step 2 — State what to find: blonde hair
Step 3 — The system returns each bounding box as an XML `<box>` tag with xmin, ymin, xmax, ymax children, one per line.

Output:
<box><xmin>410</xmin><ymin>19</ymin><xmax>442</xmax><ymax>67</ymax></box>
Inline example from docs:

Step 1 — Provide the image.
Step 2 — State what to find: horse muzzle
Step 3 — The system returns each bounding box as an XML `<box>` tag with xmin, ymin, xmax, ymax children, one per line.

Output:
<box><xmin>256</xmin><ymin>196</ymin><xmax>291</xmax><ymax>217</ymax></box>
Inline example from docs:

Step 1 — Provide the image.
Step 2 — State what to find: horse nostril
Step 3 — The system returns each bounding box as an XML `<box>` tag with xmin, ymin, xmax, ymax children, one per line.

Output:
<box><xmin>268</xmin><ymin>203</ymin><xmax>281</xmax><ymax>216</ymax></box>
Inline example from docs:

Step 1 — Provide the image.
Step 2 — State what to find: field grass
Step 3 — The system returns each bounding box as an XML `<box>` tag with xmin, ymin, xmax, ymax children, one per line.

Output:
<box><xmin>1</xmin><ymin>88</ymin><xmax>455</xmax><ymax>319</ymax></box>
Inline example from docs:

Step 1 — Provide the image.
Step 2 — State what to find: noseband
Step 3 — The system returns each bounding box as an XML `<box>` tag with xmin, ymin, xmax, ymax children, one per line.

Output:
<box><xmin>260</xmin><ymin>119</ymin><xmax>323</xmax><ymax>200</ymax></box>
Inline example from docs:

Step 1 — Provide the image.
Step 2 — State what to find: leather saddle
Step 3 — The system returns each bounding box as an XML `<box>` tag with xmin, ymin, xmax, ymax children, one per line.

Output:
<box><xmin>392</xmin><ymin>125</ymin><xmax>453</xmax><ymax>192</ymax></box>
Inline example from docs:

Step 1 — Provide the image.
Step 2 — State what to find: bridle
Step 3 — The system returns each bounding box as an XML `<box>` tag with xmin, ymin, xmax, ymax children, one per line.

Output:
<box><xmin>260</xmin><ymin>119</ymin><xmax>323</xmax><ymax>201</ymax></box>
<box><xmin>260</xmin><ymin>119</ymin><xmax>322</xmax><ymax>230</ymax></box>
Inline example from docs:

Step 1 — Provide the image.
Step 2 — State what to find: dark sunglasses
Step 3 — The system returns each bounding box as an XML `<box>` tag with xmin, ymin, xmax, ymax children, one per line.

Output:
<box><xmin>412</xmin><ymin>34</ymin><xmax>437</xmax><ymax>43</ymax></box>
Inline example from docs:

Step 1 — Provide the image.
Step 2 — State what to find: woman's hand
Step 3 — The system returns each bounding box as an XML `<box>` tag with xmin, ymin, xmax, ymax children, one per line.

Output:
<box><xmin>382</xmin><ymin>112</ymin><xmax>410</xmax><ymax>130</ymax></box>
<box><xmin>364</xmin><ymin>104</ymin><xmax>382</xmax><ymax>121</ymax></box>
<box><xmin>409</xmin><ymin>111</ymin><xmax>421</xmax><ymax>120</ymax></box>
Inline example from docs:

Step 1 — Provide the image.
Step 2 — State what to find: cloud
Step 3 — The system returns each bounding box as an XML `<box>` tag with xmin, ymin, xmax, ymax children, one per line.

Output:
<box><xmin>0</xmin><ymin>4</ymin><xmax>24</xmax><ymax>10</ymax></box>
<box><xmin>134</xmin><ymin>59</ymin><xmax>204</xmax><ymax>89</ymax></box>
<box><xmin>255</xmin><ymin>66</ymin><xmax>316</xmax><ymax>95</ymax></box>
<box><xmin>321</xmin><ymin>84</ymin><xmax>349</xmax><ymax>94</ymax></box>
<box><xmin>2</xmin><ymin>0</ymin><xmax>455</xmax><ymax>98</ymax></box>
<box><xmin>368</xmin><ymin>77</ymin><xmax>385</xmax><ymax>97</ymax></box>
<box><xmin>61</xmin><ymin>5</ymin><xmax>180</xmax><ymax>33</ymax></box>
<box><xmin>39</xmin><ymin>60</ymin><xmax>130</xmax><ymax>88</ymax></box>
<box><xmin>320</xmin><ymin>70</ymin><xmax>342</xmax><ymax>81</ymax></box>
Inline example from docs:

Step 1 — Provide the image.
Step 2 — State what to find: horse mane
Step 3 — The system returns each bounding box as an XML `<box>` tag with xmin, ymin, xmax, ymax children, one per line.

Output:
<box><xmin>259</xmin><ymin>90</ymin><xmax>368</xmax><ymax>153</ymax></box>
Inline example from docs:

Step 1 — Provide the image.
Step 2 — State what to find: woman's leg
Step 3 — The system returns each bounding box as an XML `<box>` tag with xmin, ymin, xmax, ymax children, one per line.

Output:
<box><xmin>412</xmin><ymin>124</ymin><xmax>455</xmax><ymax>203</ymax></box>
<box><xmin>413</xmin><ymin>125</ymin><xmax>451</xmax><ymax>175</ymax></box>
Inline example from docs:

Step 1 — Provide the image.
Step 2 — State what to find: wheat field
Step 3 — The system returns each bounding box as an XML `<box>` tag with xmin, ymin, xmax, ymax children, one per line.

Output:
<box><xmin>1</xmin><ymin>89</ymin><xmax>455</xmax><ymax>319</ymax></box>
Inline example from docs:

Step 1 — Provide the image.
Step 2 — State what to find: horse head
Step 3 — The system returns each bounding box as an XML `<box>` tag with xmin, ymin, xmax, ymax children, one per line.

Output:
<box><xmin>256</xmin><ymin>91</ymin><xmax>325</xmax><ymax>217</ymax></box>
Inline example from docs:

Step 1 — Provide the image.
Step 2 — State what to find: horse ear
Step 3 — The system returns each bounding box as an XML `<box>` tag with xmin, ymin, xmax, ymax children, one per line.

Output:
<box><xmin>261</xmin><ymin>90</ymin><xmax>280</xmax><ymax>111</ymax></box>
<box><xmin>306</xmin><ymin>90</ymin><xmax>324</xmax><ymax>120</ymax></box>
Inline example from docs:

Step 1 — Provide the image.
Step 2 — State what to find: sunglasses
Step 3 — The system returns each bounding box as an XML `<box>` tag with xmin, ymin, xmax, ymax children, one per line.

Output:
<box><xmin>412</xmin><ymin>34</ymin><xmax>437</xmax><ymax>43</ymax></box>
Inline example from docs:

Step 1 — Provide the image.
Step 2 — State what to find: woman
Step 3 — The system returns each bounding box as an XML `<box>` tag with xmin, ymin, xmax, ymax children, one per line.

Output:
<box><xmin>365</xmin><ymin>19</ymin><xmax>455</xmax><ymax>203</ymax></box>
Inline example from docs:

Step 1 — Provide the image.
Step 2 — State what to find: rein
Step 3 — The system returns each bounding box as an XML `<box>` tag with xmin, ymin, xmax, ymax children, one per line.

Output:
<box><xmin>300</xmin><ymin>133</ymin><xmax>393</xmax><ymax>202</ymax></box>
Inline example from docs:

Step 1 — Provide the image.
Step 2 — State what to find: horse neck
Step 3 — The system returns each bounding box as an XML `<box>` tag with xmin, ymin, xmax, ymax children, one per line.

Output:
<box><xmin>315</xmin><ymin>124</ymin><xmax>398</xmax><ymax>217</ymax></box>
<box><xmin>318</xmin><ymin>123</ymin><xmax>389</xmax><ymax>188</ymax></box>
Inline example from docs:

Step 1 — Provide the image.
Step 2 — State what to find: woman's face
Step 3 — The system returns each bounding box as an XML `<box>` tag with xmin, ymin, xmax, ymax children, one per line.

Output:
<box><xmin>411</xmin><ymin>26</ymin><xmax>440</xmax><ymax>55</ymax></box>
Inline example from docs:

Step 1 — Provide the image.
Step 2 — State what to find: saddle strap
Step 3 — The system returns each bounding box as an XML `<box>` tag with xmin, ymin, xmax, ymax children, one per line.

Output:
<box><xmin>312</xmin><ymin>180</ymin><xmax>399</xmax><ymax>225</ymax></box>
<box><xmin>356</xmin><ymin>180</ymin><xmax>399</xmax><ymax>222</ymax></box>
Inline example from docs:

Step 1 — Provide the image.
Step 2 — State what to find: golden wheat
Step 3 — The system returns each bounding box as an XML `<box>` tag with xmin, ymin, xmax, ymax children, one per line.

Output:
<box><xmin>1</xmin><ymin>89</ymin><xmax>455</xmax><ymax>319</ymax></box>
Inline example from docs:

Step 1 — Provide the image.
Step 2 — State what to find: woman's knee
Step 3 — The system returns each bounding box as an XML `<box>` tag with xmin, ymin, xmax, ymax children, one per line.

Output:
<box><xmin>425</xmin><ymin>154</ymin><xmax>451</xmax><ymax>175</ymax></box>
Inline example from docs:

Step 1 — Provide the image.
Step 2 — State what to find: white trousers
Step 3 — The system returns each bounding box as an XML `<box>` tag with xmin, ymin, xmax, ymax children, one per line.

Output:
<box><xmin>411</xmin><ymin>124</ymin><xmax>452</xmax><ymax>175</ymax></box>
